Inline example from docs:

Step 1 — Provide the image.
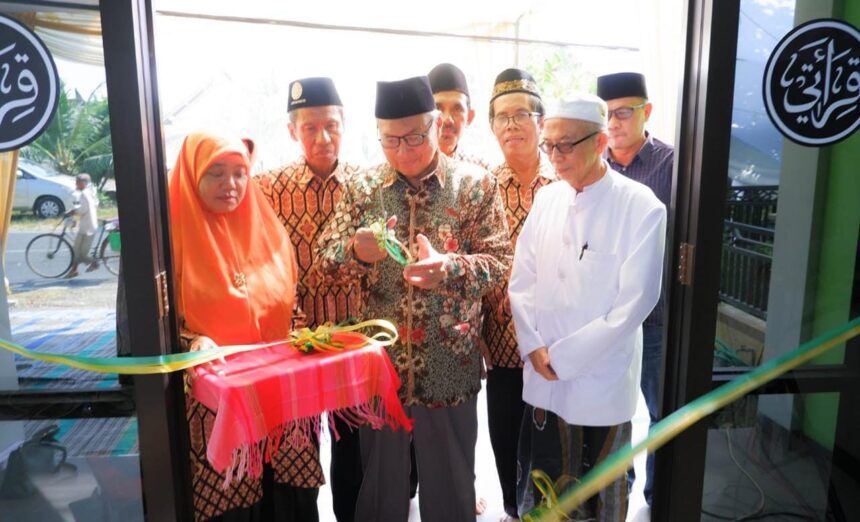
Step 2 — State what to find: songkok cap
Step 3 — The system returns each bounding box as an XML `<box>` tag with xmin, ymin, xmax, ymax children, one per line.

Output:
<box><xmin>428</xmin><ymin>63</ymin><xmax>470</xmax><ymax>98</ymax></box>
<box><xmin>546</xmin><ymin>93</ymin><xmax>608</xmax><ymax>127</ymax></box>
<box><xmin>596</xmin><ymin>72</ymin><xmax>648</xmax><ymax>101</ymax></box>
<box><xmin>490</xmin><ymin>68</ymin><xmax>541</xmax><ymax>103</ymax></box>
<box><xmin>288</xmin><ymin>77</ymin><xmax>343</xmax><ymax>112</ymax></box>
<box><xmin>375</xmin><ymin>76</ymin><xmax>436</xmax><ymax>119</ymax></box>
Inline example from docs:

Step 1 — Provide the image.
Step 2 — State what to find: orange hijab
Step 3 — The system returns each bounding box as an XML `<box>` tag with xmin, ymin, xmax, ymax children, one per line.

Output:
<box><xmin>168</xmin><ymin>132</ymin><xmax>297</xmax><ymax>346</ymax></box>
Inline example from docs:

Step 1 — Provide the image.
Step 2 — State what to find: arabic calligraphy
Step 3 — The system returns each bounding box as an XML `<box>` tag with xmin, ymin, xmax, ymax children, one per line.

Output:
<box><xmin>0</xmin><ymin>42</ymin><xmax>40</xmax><ymax>126</ymax></box>
<box><xmin>764</xmin><ymin>19</ymin><xmax>860</xmax><ymax>146</ymax></box>
<box><xmin>0</xmin><ymin>14</ymin><xmax>59</xmax><ymax>153</ymax></box>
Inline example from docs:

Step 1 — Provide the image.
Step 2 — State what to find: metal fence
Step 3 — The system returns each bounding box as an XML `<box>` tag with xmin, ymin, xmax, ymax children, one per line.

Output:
<box><xmin>720</xmin><ymin>186</ymin><xmax>778</xmax><ymax>319</ymax></box>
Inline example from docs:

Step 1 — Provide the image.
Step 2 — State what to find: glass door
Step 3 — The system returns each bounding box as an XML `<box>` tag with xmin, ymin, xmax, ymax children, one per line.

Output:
<box><xmin>0</xmin><ymin>1</ymin><xmax>187</xmax><ymax>520</ymax></box>
<box><xmin>657</xmin><ymin>0</ymin><xmax>860</xmax><ymax>520</ymax></box>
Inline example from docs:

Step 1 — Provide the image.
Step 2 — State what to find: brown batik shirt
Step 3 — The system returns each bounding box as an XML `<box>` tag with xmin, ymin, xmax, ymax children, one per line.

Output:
<box><xmin>317</xmin><ymin>153</ymin><xmax>513</xmax><ymax>408</ymax></box>
<box><xmin>256</xmin><ymin>158</ymin><xmax>364</xmax><ymax>328</ymax></box>
<box><xmin>453</xmin><ymin>148</ymin><xmax>491</xmax><ymax>170</ymax></box>
<box><xmin>253</xmin><ymin>157</ymin><xmax>361</xmax><ymax>488</ymax></box>
<box><xmin>482</xmin><ymin>155</ymin><xmax>557</xmax><ymax>368</ymax></box>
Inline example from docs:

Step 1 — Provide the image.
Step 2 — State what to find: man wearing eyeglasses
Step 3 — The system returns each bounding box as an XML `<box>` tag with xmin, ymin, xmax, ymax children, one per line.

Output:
<box><xmin>597</xmin><ymin>72</ymin><xmax>674</xmax><ymax>508</ymax></box>
<box><xmin>256</xmin><ymin>77</ymin><xmax>362</xmax><ymax>522</ymax></box>
<box><xmin>509</xmin><ymin>93</ymin><xmax>666</xmax><ymax>520</ymax></box>
<box><xmin>317</xmin><ymin>76</ymin><xmax>512</xmax><ymax>522</ymax></box>
<box><xmin>483</xmin><ymin>67</ymin><xmax>557</xmax><ymax>522</ymax></box>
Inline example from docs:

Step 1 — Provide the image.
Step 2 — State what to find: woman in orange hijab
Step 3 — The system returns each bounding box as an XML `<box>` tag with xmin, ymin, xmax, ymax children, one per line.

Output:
<box><xmin>169</xmin><ymin>132</ymin><xmax>298</xmax><ymax>521</ymax></box>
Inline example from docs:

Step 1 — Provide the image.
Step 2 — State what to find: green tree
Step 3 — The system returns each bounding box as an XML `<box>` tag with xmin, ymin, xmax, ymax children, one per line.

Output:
<box><xmin>523</xmin><ymin>47</ymin><xmax>594</xmax><ymax>102</ymax></box>
<box><xmin>21</xmin><ymin>82</ymin><xmax>113</xmax><ymax>188</ymax></box>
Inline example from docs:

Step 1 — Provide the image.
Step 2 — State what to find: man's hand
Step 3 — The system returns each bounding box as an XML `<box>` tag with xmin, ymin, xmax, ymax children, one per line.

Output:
<box><xmin>403</xmin><ymin>234</ymin><xmax>446</xmax><ymax>290</ymax></box>
<box><xmin>528</xmin><ymin>347</ymin><xmax>558</xmax><ymax>381</ymax></box>
<box><xmin>353</xmin><ymin>228</ymin><xmax>388</xmax><ymax>263</ymax></box>
<box><xmin>189</xmin><ymin>335</ymin><xmax>217</xmax><ymax>352</ymax></box>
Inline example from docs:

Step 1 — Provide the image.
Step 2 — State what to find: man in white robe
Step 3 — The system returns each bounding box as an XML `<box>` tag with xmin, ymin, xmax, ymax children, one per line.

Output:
<box><xmin>508</xmin><ymin>93</ymin><xmax>666</xmax><ymax>520</ymax></box>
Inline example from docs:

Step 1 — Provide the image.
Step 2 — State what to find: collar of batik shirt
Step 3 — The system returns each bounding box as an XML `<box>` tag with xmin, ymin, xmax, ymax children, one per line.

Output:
<box><xmin>381</xmin><ymin>151</ymin><xmax>448</xmax><ymax>190</ymax></box>
<box><xmin>296</xmin><ymin>156</ymin><xmax>347</xmax><ymax>186</ymax></box>
<box><xmin>495</xmin><ymin>152</ymin><xmax>556</xmax><ymax>187</ymax></box>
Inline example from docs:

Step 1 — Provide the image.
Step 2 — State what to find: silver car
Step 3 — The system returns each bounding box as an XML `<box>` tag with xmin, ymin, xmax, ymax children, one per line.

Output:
<box><xmin>13</xmin><ymin>160</ymin><xmax>78</xmax><ymax>219</ymax></box>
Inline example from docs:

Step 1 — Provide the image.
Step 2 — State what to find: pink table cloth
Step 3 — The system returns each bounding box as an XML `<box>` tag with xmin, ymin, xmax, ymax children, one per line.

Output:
<box><xmin>192</xmin><ymin>342</ymin><xmax>411</xmax><ymax>484</ymax></box>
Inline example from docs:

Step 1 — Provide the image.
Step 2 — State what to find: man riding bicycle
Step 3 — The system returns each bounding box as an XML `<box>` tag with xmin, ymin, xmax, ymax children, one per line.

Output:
<box><xmin>64</xmin><ymin>173</ymin><xmax>99</xmax><ymax>278</ymax></box>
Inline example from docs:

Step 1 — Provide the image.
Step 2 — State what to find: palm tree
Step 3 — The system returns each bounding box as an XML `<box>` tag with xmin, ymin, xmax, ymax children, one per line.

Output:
<box><xmin>21</xmin><ymin>82</ymin><xmax>114</xmax><ymax>189</ymax></box>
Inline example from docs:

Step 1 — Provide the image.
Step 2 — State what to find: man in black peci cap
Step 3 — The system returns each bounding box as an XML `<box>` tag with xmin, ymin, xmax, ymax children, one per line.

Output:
<box><xmin>484</xmin><ymin>67</ymin><xmax>557</xmax><ymax>522</ymax></box>
<box><xmin>597</xmin><ymin>71</ymin><xmax>674</xmax><ymax>509</ymax></box>
<box><xmin>256</xmin><ymin>76</ymin><xmax>364</xmax><ymax>522</ymax></box>
<box><xmin>428</xmin><ymin>63</ymin><xmax>489</xmax><ymax>170</ymax></box>
<box><xmin>317</xmin><ymin>75</ymin><xmax>512</xmax><ymax>521</ymax></box>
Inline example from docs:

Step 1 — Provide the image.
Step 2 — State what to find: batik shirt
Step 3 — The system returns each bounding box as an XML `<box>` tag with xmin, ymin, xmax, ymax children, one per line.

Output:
<box><xmin>256</xmin><ymin>158</ymin><xmax>363</xmax><ymax>328</ymax></box>
<box><xmin>454</xmin><ymin>149</ymin><xmax>491</xmax><ymax>170</ymax></box>
<box><xmin>254</xmin><ymin>157</ymin><xmax>361</xmax><ymax>489</ymax></box>
<box><xmin>317</xmin><ymin>153</ymin><xmax>512</xmax><ymax>408</ymax></box>
<box><xmin>482</xmin><ymin>155</ymin><xmax>557</xmax><ymax>368</ymax></box>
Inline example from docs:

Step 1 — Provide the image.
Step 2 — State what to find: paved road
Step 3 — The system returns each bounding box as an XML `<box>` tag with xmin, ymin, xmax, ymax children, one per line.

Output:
<box><xmin>4</xmin><ymin>230</ymin><xmax>118</xmax><ymax>309</ymax></box>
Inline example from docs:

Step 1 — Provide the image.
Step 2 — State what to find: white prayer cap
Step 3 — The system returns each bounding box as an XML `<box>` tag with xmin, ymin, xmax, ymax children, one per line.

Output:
<box><xmin>546</xmin><ymin>93</ymin><xmax>608</xmax><ymax>128</ymax></box>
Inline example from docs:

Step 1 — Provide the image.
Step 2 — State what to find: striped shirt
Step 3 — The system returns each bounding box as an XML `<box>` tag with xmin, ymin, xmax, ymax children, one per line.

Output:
<box><xmin>605</xmin><ymin>132</ymin><xmax>673</xmax><ymax>327</ymax></box>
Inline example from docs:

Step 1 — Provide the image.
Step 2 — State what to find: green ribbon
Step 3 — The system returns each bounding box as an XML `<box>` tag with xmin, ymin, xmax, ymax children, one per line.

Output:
<box><xmin>524</xmin><ymin>316</ymin><xmax>860</xmax><ymax>521</ymax></box>
<box><xmin>0</xmin><ymin>320</ymin><xmax>399</xmax><ymax>375</ymax></box>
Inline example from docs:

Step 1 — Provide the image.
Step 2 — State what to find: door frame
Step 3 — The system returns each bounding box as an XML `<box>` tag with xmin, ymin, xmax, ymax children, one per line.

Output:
<box><xmin>655</xmin><ymin>1</ymin><xmax>860</xmax><ymax>520</ymax></box>
<box><xmin>100</xmin><ymin>0</ymin><xmax>191</xmax><ymax>519</ymax></box>
<box><xmin>0</xmin><ymin>1</ymin><xmax>191</xmax><ymax>520</ymax></box>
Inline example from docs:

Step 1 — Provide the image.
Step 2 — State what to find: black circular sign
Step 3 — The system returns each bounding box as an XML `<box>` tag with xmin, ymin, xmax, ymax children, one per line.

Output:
<box><xmin>763</xmin><ymin>18</ymin><xmax>860</xmax><ymax>147</ymax></box>
<box><xmin>0</xmin><ymin>15</ymin><xmax>59</xmax><ymax>152</ymax></box>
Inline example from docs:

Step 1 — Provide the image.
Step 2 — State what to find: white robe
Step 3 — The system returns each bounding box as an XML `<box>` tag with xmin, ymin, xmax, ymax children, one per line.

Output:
<box><xmin>508</xmin><ymin>167</ymin><xmax>666</xmax><ymax>426</ymax></box>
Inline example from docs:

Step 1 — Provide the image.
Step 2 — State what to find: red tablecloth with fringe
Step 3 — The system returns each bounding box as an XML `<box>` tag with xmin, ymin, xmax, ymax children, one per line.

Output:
<box><xmin>192</xmin><ymin>343</ymin><xmax>411</xmax><ymax>484</ymax></box>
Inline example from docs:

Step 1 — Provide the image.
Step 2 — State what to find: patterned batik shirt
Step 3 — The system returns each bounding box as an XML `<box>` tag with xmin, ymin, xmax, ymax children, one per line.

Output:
<box><xmin>253</xmin><ymin>157</ymin><xmax>361</xmax><ymax>489</ymax></box>
<box><xmin>454</xmin><ymin>148</ymin><xmax>491</xmax><ymax>170</ymax></box>
<box><xmin>256</xmin><ymin>158</ymin><xmax>364</xmax><ymax>328</ymax></box>
<box><xmin>317</xmin><ymin>153</ymin><xmax>513</xmax><ymax>408</ymax></box>
<box><xmin>482</xmin><ymin>155</ymin><xmax>557</xmax><ymax>368</ymax></box>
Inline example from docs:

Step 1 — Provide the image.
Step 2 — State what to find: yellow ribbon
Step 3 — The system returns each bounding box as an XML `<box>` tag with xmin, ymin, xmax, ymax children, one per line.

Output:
<box><xmin>288</xmin><ymin>319</ymin><xmax>398</xmax><ymax>353</ymax></box>
<box><xmin>527</xmin><ymin>470</ymin><xmax>575</xmax><ymax>522</ymax></box>
<box><xmin>0</xmin><ymin>319</ymin><xmax>399</xmax><ymax>375</ymax></box>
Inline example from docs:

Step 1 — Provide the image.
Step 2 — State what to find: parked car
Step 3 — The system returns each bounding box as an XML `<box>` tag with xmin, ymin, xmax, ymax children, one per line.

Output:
<box><xmin>13</xmin><ymin>160</ymin><xmax>78</xmax><ymax>218</ymax></box>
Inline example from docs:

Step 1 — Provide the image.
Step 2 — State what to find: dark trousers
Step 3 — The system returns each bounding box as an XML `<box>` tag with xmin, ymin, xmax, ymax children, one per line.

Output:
<box><xmin>628</xmin><ymin>324</ymin><xmax>663</xmax><ymax>506</ymax></box>
<box><xmin>329</xmin><ymin>415</ymin><xmax>362</xmax><ymax>522</ymax></box>
<box><xmin>487</xmin><ymin>366</ymin><xmax>524</xmax><ymax>517</ymax></box>
<box><xmin>356</xmin><ymin>397</ymin><xmax>478</xmax><ymax>522</ymax></box>
<box><xmin>517</xmin><ymin>406</ymin><xmax>630</xmax><ymax>521</ymax></box>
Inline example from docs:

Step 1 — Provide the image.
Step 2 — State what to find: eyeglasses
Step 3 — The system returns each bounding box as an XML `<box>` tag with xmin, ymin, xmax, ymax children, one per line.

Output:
<box><xmin>379</xmin><ymin>120</ymin><xmax>433</xmax><ymax>149</ymax></box>
<box><xmin>607</xmin><ymin>102</ymin><xmax>647</xmax><ymax>121</ymax></box>
<box><xmin>491</xmin><ymin>111</ymin><xmax>540</xmax><ymax>131</ymax></box>
<box><xmin>539</xmin><ymin>132</ymin><xmax>599</xmax><ymax>155</ymax></box>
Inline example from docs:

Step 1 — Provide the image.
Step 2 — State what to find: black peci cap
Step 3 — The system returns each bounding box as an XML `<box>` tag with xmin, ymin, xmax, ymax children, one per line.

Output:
<box><xmin>490</xmin><ymin>68</ymin><xmax>541</xmax><ymax>103</ymax></box>
<box><xmin>428</xmin><ymin>63</ymin><xmax>470</xmax><ymax>98</ymax></box>
<box><xmin>288</xmin><ymin>77</ymin><xmax>343</xmax><ymax>112</ymax></box>
<box><xmin>596</xmin><ymin>72</ymin><xmax>648</xmax><ymax>101</ymax></box>
<box><xmin>375</xmin><ymin>76</ymin><xmax>436</xmax><ymax>119</ymax></box>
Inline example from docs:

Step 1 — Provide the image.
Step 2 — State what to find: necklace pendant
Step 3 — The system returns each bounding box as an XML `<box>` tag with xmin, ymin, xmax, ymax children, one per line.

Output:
<box><xmin>233</xmin><ymin>272</ymin><xmax>246</xmax><ymax>288</ymax></box>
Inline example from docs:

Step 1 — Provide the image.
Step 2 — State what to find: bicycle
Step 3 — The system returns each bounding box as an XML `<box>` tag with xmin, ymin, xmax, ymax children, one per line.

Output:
<box><xmin>25</xmin><ymin>217</ymin><xmax>121</xmax><ymax>279</ymax></box>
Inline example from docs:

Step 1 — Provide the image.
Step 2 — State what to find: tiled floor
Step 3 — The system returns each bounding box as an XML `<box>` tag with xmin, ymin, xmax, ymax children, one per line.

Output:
<box><xmin>316</xmin><ymin>387</ymin><xmax>652</xmax><ymax>522</ymax></box>
<box><xmin>3</xmin><ymin>307</ymin><xmax>653</xmax><ymax>521</ymax></box>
